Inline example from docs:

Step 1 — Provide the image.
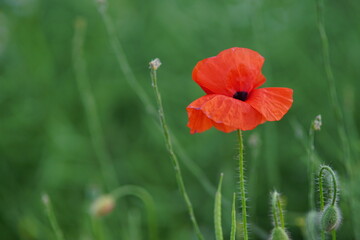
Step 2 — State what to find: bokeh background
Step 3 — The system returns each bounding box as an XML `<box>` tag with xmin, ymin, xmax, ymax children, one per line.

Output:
<box><xmin>1</xmin><ymin>0</ymin><xmax>360</xmax><ymax>239</ymax></box>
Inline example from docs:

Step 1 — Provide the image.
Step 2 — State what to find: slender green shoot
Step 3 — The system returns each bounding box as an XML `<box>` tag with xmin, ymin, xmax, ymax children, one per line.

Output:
<box><xmin>214</xmin><ymin>173</ymin><xmax>224</xmax><ymax>240</ymax></box>
<box><xmin>149</xmin><ymin>59</ymin><xmax>204</xmax><ymax>240</ymax></box>
<box><xmin>237</xmin><ymin>129</ymin><xmax>248</xmax><ymax>240</ymax></box>
<box><xmin>230</xmin><ymin>193</ymin><xmax>237</xmax><ymax>240</ymax></box>
<box><xmin>72</xmin><ymin>17</ymin><xmax>118</xmax><ymax>190</ymax></box>
<box><xmin>308</xmin><ymin>115</ymin><xmax>322</xmax><ymax>211</ymax></box>
<box><xmin>42</xmin><ymin>194</ymin><xmax>65</xmax><ymax>240</ymax></box>
<box><xmin>111</xmin><ymin>185</ymin><xmax>158</xmax><ymax>240</ymax></box>
<box><xmin>316</xmin><ymin>0</ymin><xmax>352</xmax><ymax>174</ymax></box>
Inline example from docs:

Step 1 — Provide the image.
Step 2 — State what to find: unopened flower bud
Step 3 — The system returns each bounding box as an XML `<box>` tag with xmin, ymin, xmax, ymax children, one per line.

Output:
<box><xmin>90</xmin><ymin>195</ymin><xmax>115</xmax><ymax>217</ymax></box>
<box><xmin>270</xmin><ymin>227</ymin><xmax>290</xmax><ymax>240</ymax></box>
<box><xmin>321</xmin><ymin>205</ymin><xmax>341</xmax><ymax>232</ymax></box>
<box><xmin>149</xmin><ymin>58</ymin><xmax>161</xmax><ymax>70</ymax></box>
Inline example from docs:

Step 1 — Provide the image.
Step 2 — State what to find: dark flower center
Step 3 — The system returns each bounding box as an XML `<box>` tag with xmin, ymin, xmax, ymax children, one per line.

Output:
<box><xmin>233</xmin><ymin>91</ymin><xmax>248</xmax><ymax>101</ymax></box>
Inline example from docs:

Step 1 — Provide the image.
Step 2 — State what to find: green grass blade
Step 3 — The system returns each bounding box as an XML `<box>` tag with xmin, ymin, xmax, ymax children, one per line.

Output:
<box><xmin>230</xmin><ymin>193</ymin><xmax>236</xmax><ymax>240</ymax></box>
<box><xmin>214</xmin><ymin>173</ymin><xmax>224</xmax><ymax>240</ymax></box>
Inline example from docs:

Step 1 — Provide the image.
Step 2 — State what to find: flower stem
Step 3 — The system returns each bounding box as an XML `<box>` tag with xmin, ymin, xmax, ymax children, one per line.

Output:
<box><xmin>150</xmin><ymin>64</ymin><xmax>204</xmax><ymax>240</ymax></box>
<box><xmin>237</xmin><ymin>130</ymin><xmax>248</xmax><ymax>240</ymax></box>
<box><xmin>308</xmin><ymin>122</ymin><xmax>316</xmax><ymax>211</ymax></box>
<box><xmin>319</xmin><ymin>166</ymin><xmax>338</xmax><ymax>208</ymax></box>
<box><xmin>332</xmin><ymin>230</ymin><xmax>337</xmax><ymax>240</ymax></box>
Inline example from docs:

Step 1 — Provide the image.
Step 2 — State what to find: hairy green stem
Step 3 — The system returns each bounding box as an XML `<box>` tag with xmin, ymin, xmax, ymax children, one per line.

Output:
<box><xmin>237</xmin><ymin>130</ymin><xmax>248</xmax><ymax>240</ymax></box>
<box><xmin>150</xmin><ymin>65</ymin><xmax>204</xmax><ymax>240</ymax></box>
<box><xmin>319</xmin><ymin>166</ymin><xmax>338</xmax><ymax>208</ymax></box>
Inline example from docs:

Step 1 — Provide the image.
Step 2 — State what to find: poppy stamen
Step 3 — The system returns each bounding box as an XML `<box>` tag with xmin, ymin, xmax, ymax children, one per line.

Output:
<box><xmin>233</xmin><ymin>91</ymin><xmax>248</xmax><ymax>101</ymax></box>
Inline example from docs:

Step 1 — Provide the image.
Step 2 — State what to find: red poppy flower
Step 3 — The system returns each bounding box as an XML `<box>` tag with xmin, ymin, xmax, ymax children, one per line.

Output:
<box><xmin>187</xmin><ymin>47</ymin><xmax>293</xmax><ymax>134</ymax></box>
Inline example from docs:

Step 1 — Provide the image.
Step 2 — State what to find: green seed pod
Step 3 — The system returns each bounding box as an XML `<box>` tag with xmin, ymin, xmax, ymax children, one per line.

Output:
<box><xmin>270</xmin><ymin>227</ymin><xmax>290</xmax><ymax>240</ymax></box>
<box><xmin>321</xmin><ymin>205</ymin><xmax>341</xmax><ymax>232</ymax></box>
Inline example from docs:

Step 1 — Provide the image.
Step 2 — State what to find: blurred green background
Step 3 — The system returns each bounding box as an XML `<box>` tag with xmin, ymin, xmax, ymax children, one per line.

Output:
<box><xmin>1</xmin><ymin>0</ymin><xmax>359</xmax><ymax>239</ymax></box>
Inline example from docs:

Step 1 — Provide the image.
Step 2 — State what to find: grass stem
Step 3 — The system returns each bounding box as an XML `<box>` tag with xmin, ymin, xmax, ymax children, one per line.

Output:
<box><xmin>73</xmin><ymin>17</ymin><xmax>119</xmax><ymax>190</ymax></box>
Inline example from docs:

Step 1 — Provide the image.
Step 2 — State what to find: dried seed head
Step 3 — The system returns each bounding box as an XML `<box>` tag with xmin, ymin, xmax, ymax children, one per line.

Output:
<box><xmin>312</xmin><ymin>115</ymin><xmax>322</xmax><ymax>131</ymax></box>
<box><xmin>270</xmin><ymin>227</ymin><xmax>290</xmax><ymax>240</ymax></box>
<box><xmin>90</xmin><ymin>195</ymin><xmax>115</xmax><ymax>217</ymax></box>
<box><xmin>149</xmin><ymin>58</ymin><xmax>162</xmax><ymax>70</ymax></box>
<box><xmin>321</xmin><ymin>205</ymin><xmax>342</xmax><ymax>232</ymax></box>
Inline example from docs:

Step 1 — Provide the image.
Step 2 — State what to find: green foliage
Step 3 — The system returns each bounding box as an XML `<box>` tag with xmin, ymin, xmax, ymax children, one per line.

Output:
<box><xmin>0</xmin><ymin>0</ymin><xmax>359</xmax><ymax>239</ymax></box>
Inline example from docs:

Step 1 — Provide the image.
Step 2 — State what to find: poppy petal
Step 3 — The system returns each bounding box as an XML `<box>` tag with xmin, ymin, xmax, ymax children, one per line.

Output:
<box><xmin>192</xmin><ymin>48</ymin><xmax>266</xmax><ymax>96</ymax></box>
<box><xmin>200</xmin><ymin>95</ymin><xmax>266</xmax><ymax>131</ymax></box>
<box><xmin>187</xmin><ymin>95</ymin><xmax>237</xmax><ymax>133</ymax></box>
<box><xmin>246</xmin><ymin>87</ymin><xmax>293</xmax><ymax>121</ymax></box>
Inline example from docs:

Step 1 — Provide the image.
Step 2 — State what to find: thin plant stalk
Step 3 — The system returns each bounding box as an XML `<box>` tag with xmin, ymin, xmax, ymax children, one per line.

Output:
<box><xmin>308</xmin><ymin>119</ymin><xmax>317</xmax><ymax>211</ymax></box>
<box><xmin>214</xmin><ymin>174</ymin><xmax>224</xmax><ymax>240</ymax></box>
<box><xmin>316</xmin><ymin>0</ymin><xmax>352</xmax><ymax>175</ymax></box>
<box><xmin>230</xmin><ymin>193</ymin><xmax>237</xmax><ymax>240</ymax></box>
<box><xmin>237</xmin><ymin>130</ymin><xmax>248</xmax><ymax>240</ymax></box>
<box><xmin>149</xmin><ymin>62</ymin><xmax>204</xmax><ymax>240</ymax></box>
<box><xmin>42</xmin><ymin>194</ymin><xmax>65</xmax><ymax>240</ymax></box>
<box><xmin>72</xmin><ymin>17</ymin><xmax>118</xmax><ymax>190</ymax></box>
<box><xmin>111</xmin><ymin>185</ymin><xmax>158</xmax><ymax>240</ymax></box>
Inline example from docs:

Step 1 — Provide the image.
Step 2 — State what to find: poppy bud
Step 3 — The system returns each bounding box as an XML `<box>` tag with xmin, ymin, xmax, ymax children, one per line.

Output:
<box><xmin>90</xmin><ymin>195</ymin><xmax>115</xmax><ymax>217</ymax></box>
<box><xmin>321</xmin><ymin>205</ymin><xmax>341</xmax><ymax>232</ymax></box>
<box><xmin>270</xmin><ymin>227</ymin><xmax>290</xmax><ymax>240</ymax></box>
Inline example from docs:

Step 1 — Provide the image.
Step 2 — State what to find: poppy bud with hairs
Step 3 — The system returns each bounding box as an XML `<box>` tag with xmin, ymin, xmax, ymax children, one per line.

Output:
<box><xmin>270</xmin><ymin>227</ymin><xmax>290</xmax><ymax>240</ymax></box>
<box><xmin>321</xmin><ymin>204</ymin><xmax>342</xmax><ymax>232</ymax></box>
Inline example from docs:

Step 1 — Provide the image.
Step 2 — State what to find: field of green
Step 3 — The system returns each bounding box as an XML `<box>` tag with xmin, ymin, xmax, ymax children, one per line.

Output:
<box><xmin>1</xmin><ymin>0</ymin><xmax>360</xmax><ymax>239</ymax></box>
